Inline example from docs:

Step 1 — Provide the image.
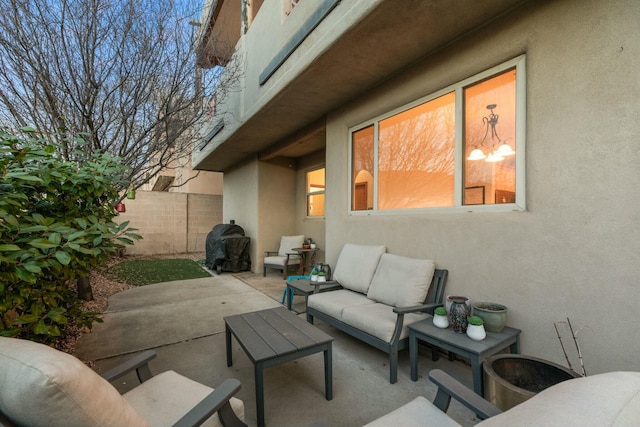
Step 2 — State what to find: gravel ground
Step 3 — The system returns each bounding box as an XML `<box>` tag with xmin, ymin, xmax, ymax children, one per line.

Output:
<box><xmin>60</xmin><ymin>252</ymin><xmax>206</xmax><ymax>362</ymax></box>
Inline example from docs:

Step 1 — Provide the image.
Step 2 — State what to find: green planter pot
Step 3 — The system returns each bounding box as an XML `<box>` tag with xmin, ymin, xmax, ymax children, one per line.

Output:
<box><xmin>472</xmin><ymin>302</ymin><xmax>507</xmax><ymax>333</ymax></box>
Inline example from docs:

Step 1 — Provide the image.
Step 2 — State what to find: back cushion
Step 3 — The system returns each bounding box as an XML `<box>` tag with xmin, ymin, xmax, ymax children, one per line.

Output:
<box><xmin>366</xmin><ymin>253</ymin><xmax>435</xmax><ymax>307</ymax></box>
<box><xmin>278</xmin><ymin>235</ymin><xmax>305</xmax><ymax>256</ymax></box>
<box><xmin>332</xmin><ymin>244</ymin><xmax>386</xmax><ymax>293</ymax></box>
<box><xmin>0</xmin><ymin>337</ymin><xmax>149</xmax><ymax>427</ymax></box>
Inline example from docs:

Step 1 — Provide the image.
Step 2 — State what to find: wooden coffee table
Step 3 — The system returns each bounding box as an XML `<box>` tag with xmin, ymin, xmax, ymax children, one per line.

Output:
<box><xmin>224</xmin><ymin>306</ymin><xmax>333</xmax><ymax>427</ymax></box>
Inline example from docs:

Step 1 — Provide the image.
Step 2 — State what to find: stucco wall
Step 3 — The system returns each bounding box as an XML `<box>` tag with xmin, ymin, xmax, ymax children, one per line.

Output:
<box><xmin>223</xmin><ymin>159</ymin><xmax>260</xmax><ymax>267</ymax></box>
<box><xmin>117</xmin><ymin>191</ymin><xmax>222</xmax><ymax>255</ymax></box>
<box><xmin>325</xmin><ymin>0</ymin><xmax>640</xmax><ymax>375</ymax></box>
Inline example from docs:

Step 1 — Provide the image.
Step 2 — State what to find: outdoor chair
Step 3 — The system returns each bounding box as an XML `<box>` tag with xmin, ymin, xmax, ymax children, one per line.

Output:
<box><xmin>0</xmin><ymin>337</ymin><xmax>247</xmax><ymax>427</ymax></box>
<box><xmin>263</xmin><ymin>234</ymin><xmax>305</xmax><ymax>278</ymax></box>
<box><xmin>364</xmin><ymin>368</ymin><xmax>640</xmax><ymax>426</ymax></box>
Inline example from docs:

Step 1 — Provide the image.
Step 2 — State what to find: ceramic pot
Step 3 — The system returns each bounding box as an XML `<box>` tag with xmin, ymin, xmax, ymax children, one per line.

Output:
<box><xmin>317</xmin><ymin>274</ymin><xmax>326</xmax><ymax>283</ymax></box>
<box><xmin>448</xmin><ymin>296</ymin><xmax>471</xmax><ymax>333</ymax></box>
<box><xmin>433</xmin><ymin>314</ymin><xmax>449</xmax><ymax>329</ymax></box>
<box><xmin>467</xmin><ymin>324</ymin><xmax>486</xmax><ymax>341</ymax></box>
<box><xmin>473</xmin><ymin>302</ymin><xmax>508</xmax><ymax>333</ymax></box>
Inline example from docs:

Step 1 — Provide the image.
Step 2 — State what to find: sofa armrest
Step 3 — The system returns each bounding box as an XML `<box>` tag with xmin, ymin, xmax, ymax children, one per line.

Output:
<box><xmin>429</xmin><ymin>369</ymin><xmax>502</xmax><ymax>420</ymax></box>
<box><xmin>393</xmin><ymin>302</ymin><xmax>443</xmax><ymax>315</ymax></box>
<box><xmin>101</xmin><ymin>350</ymin><xmax>157</xmax><ymax>383</ymax></box>
<box><xmin>264</xmin><ymin>251</ymin><xmax>278</xmax><ymax>256</ymax></box>
<box><xmin>312</xmin><ymin>281</ymin><xmax>343</xmax><ymax>293</ymax></box>
<box><xmin>172</xmin><ymin>378</ymin><xmax>247</xmax><ymax>427</ymax></box>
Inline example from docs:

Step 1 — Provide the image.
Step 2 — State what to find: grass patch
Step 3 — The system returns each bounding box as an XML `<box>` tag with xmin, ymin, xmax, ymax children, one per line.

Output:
<box><xmin>109</xmin><ymin>259</ymin><xmax>211</xmax><ymax>286</ymax></box>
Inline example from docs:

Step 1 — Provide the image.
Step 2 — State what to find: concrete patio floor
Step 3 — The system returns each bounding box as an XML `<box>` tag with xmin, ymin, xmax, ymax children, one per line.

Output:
<box><xmin>75</xmin><ymin>271</ymin><xmax>481</xmax><ymax>427</ymax></box>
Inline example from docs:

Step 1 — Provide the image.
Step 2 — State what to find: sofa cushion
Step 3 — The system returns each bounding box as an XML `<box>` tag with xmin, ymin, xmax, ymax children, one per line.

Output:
<box><xmin>363</xmin><ymin>396</ymin><xmax>462</xmax><ymax>427</ymax></box>
<box><xmin>332</xmin><ymin>244</ymin><xmax>386</xmax><ymax>293</ymax></box>
<box><xmin>308</xmin><ymin>290</ymin><xmax>375</xmax><ymax>321</ymax></box>
<box><xmin>478</xmin><ymin>371</ymin><xmax>640</xmax><ymax>427</ymax></box>
<box><xmin>367</xmin><ymin>254</ymin><xmax>435</xmax><ymax>307</ymax></box>
<box><xmin>0</xmin><ymin>337</ymin><xmax>149</xmax><ymax>427</ymax></box>
<box><xmin>341</xmin><ymin>303</ymin><xmax>429</xmax><ymax>342</ymax></box>
<box><xmin>124</xmin><ymin>371</ymin><xmax>244</xmax><ymax>427</ymax></box>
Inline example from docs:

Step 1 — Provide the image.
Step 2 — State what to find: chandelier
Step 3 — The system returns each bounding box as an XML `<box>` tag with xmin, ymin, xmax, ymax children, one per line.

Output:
<box><xmin>467</xmin><ymin>104</ymin><xmax>515</xmax><ymax>162</ymax></box>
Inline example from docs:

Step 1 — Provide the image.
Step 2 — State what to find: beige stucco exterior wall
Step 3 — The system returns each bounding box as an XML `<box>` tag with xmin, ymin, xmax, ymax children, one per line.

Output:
<box><xmin>117</xmin><ymin>190</ymin><xmax>222</xmax><ymax>255</ymax></box>
<box><xmin>223</xmin><ymin>159</ymin><xmax>260</xmax><ymax>270</ymax></box>
<box><xmin>222</xmin><ymin>154</ymin><xmax>327</xmax><ymax>274</ymax></box>
<box><xmin>324</xmin><ymin>0</ymin><xmax>640</xmax><ymax>375</ymax></box>
<box><xmin>296</xmin><ymin>152</ymin><xmax>327</xmax><ymax>265</ymax></box>
<box><xmin>194</xmin><ymin>0</ymin><xmax>383</xmax><ymax>163</ymax></box>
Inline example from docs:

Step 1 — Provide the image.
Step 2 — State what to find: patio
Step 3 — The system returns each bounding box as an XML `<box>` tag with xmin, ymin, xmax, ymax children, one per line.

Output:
<box><xmin>75</xmin><ymin>271</ymin><xmax>480</xmax><ymax>426</ymax></box>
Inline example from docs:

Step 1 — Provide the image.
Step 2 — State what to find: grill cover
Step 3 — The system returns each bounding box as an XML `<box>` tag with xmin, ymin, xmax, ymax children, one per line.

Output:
<box><xmin>205</xmin><ymin>224</ymin><xmax>251</xmax><ymax>273</ymax></box>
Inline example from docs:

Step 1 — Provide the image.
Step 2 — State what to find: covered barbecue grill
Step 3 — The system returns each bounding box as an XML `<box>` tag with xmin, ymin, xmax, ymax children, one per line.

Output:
<box><xmin>205</xmin><ymin>223</ymin><xmax>251</xmax><ymax>274</ymax></box>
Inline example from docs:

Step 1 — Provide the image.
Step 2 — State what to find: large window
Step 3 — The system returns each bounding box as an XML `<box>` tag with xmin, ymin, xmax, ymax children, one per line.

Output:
<box><xmin>307</xmin><ymin>167</ymin><xmax>325</xmax><ymax>217</ymax></box>
<box><xmin>350</xmin><ymin>56</ymin><xmax>525</xmax><ymax>213</ymax></box>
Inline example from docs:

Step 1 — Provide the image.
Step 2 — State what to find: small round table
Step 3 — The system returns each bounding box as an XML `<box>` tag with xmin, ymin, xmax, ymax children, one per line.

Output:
<box><xmin>292</xmin><ymin>247</ymin><xmax>319</xmax><ymax>275</ymax></box>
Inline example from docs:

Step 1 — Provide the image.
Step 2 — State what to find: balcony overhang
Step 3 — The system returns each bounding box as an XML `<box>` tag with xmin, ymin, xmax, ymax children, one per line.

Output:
<box><xmin>195</xmin><ymin>0</ymin><xmax>528</xmax><ymax>172</ymax></box>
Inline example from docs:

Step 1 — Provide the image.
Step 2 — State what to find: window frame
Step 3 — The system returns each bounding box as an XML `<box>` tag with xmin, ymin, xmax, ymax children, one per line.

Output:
<box><xmin>348</xmin><ymin>55</ymin><xmax>526</xmax><ymax>215</ymax></box>
<box><xmin>306</xmin><ymin>166</ymin><xmax>326</xmax><ymax>218</ymax></box>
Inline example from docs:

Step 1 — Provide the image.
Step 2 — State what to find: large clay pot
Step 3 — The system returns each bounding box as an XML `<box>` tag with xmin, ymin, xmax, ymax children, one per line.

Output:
<box><xmin>483</xmin><ymin>354</ymin><xmax>580</xmax><ymax>410</ymax></box>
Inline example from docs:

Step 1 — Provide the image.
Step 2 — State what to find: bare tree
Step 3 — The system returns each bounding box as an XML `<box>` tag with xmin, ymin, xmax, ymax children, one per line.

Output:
<box><xmin>0</xmin><ymin>0</ymin><xmax>239</xmax><ymax>191</ymax></box>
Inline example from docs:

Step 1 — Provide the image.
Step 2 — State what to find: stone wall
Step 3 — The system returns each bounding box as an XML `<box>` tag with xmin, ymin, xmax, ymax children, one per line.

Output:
<box><xmin>116</xmin><ymin>190</ymin><xmax>222</xmax><ymax>255</ymax></box>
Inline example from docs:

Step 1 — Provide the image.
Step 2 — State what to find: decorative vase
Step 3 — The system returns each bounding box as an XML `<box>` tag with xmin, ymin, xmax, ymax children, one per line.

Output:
<box><xmin>466</xmin><ymin>324</ymin><xmax>486</xmax><ymax>341</ymax></box>
<box><xmin>446</xmin><ymin>295</ymin><xmax>471</xmax><ymax>314</ymax></box>
<box><xmin>448</xmin><ymin>296</ymin><xmax>470</xmax><ymax>333</ymax></box>
<box><xmin>473</xmin><ymin>302</ymin><xmax>508</xmax><ymax>333</ymax></box>
<box><xmin>433</xmin><ymin>313</ymin><xmax>449</xmax><ymax>329</ymax></box>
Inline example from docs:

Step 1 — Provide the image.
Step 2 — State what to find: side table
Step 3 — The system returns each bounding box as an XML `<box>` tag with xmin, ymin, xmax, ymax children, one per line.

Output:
<box><xmin>408</xmin><ymin>319</ymin><xmax>521</xmax><ymax>396</ymax></box>
<box><xmin>285</xmin><ymin>278</ymin><xmax>342</xmax><ymax>311</ymax></box>
<box><xmin>292</xmin><ymin>247</ymin><xmax>318</xmax><ymax>275</ymax></box>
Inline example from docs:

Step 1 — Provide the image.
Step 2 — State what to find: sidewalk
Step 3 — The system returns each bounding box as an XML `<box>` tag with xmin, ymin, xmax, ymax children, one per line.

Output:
<box><xmin>75</xmin><ymin>273</ymin><xmax>479</xmax><ymax>427</ymax></box>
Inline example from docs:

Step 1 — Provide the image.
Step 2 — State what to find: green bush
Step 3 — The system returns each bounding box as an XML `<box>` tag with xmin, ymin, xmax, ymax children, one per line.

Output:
<box><xmin>0</xmin><ymin>128</ymin><xmax>141</xmax><ymax>344</ymax></box>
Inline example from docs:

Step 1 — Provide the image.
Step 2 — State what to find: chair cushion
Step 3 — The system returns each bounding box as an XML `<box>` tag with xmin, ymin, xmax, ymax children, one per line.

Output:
<box><xmin>477</xmin><ymin>371</ymin><xmax>640</xmax><ymax>427</ymax></box>
<box><xmin>264</xmin><ymin>255</ymin><xmax>300</xmax><ymax>266</ymax></box>
<box><xmin>0</xmin><ymin>337</ymin><xmax>148</xmax><ymax>427</ymax></box>
<box><xmin>307</xmin><ymin>290</ymin><xmax>375</xmax><ymax>321</ymax></box>
<box><xmin>332</xmin><ymin>244</ymin><xmax>386</xmax><ymax>293</ymax></box>
<box><xmin>278</xmin><ymin>235</ymin><xmax>305</xmax><ymax>256</ymax></box>
<box><xmin>367</xmin><ymin>254</ymin><xmax>435</xmax><ymax>307</ymax></box>
<box><xmin>341</xmin><ymin>303</ymin><xmax>429</xmax><ymax>342</ymax></box>
<box><xmin>363</xmin><ymin>396</ymin><xmax>462</xmax><ymax>427</ymax></box>
<box><xmin>124</xmin><ymin>371</ymin><xmax>245</xmax><ymax>427</ymax></box>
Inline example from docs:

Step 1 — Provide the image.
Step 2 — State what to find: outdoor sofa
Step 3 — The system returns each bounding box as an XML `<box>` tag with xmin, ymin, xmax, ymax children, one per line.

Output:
<box><xmin>365</xmin><ymin>368</ymin><xmax>640</xmax><ymax>426</ymax></box>
<box><xmin>305</xmin><ymin>243</ymin><xmax>448</xmax><ymax>383</ymax></box>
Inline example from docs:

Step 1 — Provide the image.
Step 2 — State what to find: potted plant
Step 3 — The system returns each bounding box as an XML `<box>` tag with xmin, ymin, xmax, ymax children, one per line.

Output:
<box><xmin>317</xmin><ymin>271</ymin><xmax>326</xmax><ymax>283</ymax></box>
<box><xmin>433</xmin><ymin>306</ymin><xmax>449</xmax><ymax>328</ymax></box>
<box><xmin>310</xmin><ymin>268</ymin><xmax>319</xmax><ymax>282</ymax></box>
<box><xmin>466</xmin><ymin>315</ymin><xmax>486</xmax><ymax>341</ymax></box>
<box><xmin>472</xmin><ymin>302</ymin><xmax>508</xmax><ymax>333</ymax></box>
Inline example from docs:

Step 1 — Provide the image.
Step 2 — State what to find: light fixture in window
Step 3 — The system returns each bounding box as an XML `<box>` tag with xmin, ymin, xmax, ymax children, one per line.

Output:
<box><xmin>467</xmin><ymin>104</ymin><xmax>515</xmax><ymax>162</ymax></box>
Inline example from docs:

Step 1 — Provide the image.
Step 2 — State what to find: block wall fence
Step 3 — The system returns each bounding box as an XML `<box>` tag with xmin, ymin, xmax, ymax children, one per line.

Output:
<box><xmin>115</xmin><ymin>190</ymin><xmax>223</xmax><ymax>255</ymax></box>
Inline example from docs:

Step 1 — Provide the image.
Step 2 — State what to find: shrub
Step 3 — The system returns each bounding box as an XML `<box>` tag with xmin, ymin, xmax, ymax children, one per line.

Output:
<box><xmin>434</xmin><ymin>306</ymin><xmax>447</xmax><ymax>316</ymax></box>
<box><xmin>0</xmin><ymin>128</ymin><xmax>141</xmax><ymax>344</ymax></box>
